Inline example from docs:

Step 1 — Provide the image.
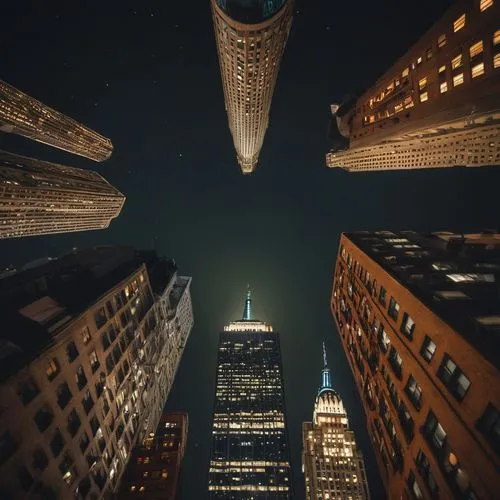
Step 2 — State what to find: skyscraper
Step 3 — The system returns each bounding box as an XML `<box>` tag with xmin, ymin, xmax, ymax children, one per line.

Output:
<box><xmin>211</xmin><ymin>0</ymin><xmax>294</xmax><ymax>174</ymax></box>
<box><xmin>0</xmin><ymin>246</ymin><xmax>193</xmax><ymax>499</ymax></box>
<box><xmin>208</xmin><ymin>288</ymin><xmax>293</xmax><ymax>497</ymax></box>
<box><xmin>0</xmin><ymin>150</ymin><xmax>125</xmax><ymax>239</ymax></box>
<box><xmin>326</xmin><ymin>0</ymin><xmax>500</xmax><ymax>172</ymax></box>
<box><xmin>0</xmin><ymin>79</ymin><xmax>113</xmax><ymax>161</ymax></box>
<box><xmin>302</xmin><ymin>344</ymin><xmax>370</xmax><ymax>500</ymax></box>
<box><xmin>331</xmin><ymin>231</ymin><xmax>500</xmax><ymax>499</ymax></box>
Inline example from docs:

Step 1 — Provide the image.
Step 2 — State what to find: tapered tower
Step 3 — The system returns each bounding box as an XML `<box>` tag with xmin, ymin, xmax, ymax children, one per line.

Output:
<box><xmin>211</xmin><ymin>0</ymin><xmax>293</xmax><ymax>174</ymax></box>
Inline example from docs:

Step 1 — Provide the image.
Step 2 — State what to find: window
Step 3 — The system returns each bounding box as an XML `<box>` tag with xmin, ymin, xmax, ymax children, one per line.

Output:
<box><xmin>388</xmin><ymin>297</ymin><xmax>400</xmax><ymax>320</ymax></box>
<box><xmin>46</xmin><ymin>358</ymin><xmax>61</xmax><ymax>381</ymax></box>
<box><xmin>402</xmin><ymin>67</ymin><xmax>410</xmax><ymax>77</ymax></box>
<box><xmin>80</xmin><ymin>432</ymin><xmax>90</xmax><ymax>453</ymax></box>
<box><xmin>94</xmin><ymin>306</ymin><xmax>107</xmax><ymax>329</ymax></box>
<box><xmin>389</xmin><ymin>347</ymin><xmax>403</xmax><ymax>379</ymax></box>
<box><xmin>90</xmin><ymin>416</ymin><xmax>100</xmax><ymax>437</ymax></box>
<box><xmin>81</xmin><ymin>326</ymin><xmax>91</xmax><ymax>345</ymax></box>
<box><xmin>476</xmin><ymin>403</ymin><xmax>500</xmax><ymax>456</ymax></box>
<box><xmin>453</xmin><ymin>14</ymin><xmax>466</xmax><ymax>32</ymax></box>
<box><xmin>405</xmin><ymin>375</ymin><xmax>422</xmax><ymax>410</ymax></box>
<box><xmin>34</xmin><ymin>405</ymin><xmax>54</xmax><ymax>432</ymax></box>
<box><xmin>82</xmin><ymin>390</ymin><xmax>95</xmax><ymax>414</ymax></box>
<box><xmin>67</xmin><ymin>409</ymin><xmax>81</xmax><ymax>437</ymax></box>
<box><xmin>447</xmin><ymin>273</ymin><xmax>494</xmax><ymax>283</ymax></box>
<box><xmin>437</xmin><ymin>355</ymin><xmax>471</xmax><ymax>401</ymax></box>
<box><xmin>18</xmin><ymin>465</ymin><xmax>34</xmax><ymax>491</ymax></box>
<box><xmin>495</xmin><ymin>31</ymin><xmax>500</xmax><ymax>68</ymax></box>
<box><xmin>426</xmin><ymin>48</ymin><xmax>432</xmax><ymax>60</ymax></box>
<box><xmin>437</xmin><ymin>34</ymin><xmax>447</xmax><ymax>48</ymax></box>
<box><xmin>440</xmin><ymin>81</ymin><xmax>448</xmax><ymax>93</ymax></box>
<box><xmin>453</xmin><ymin>73</ymin><xmax>464</xmax><ymax>86</ymax></box>
<box><xmin>50</xmin><ymin>429</ymin><xmax>65</xmax><ymax>458</ymax></box>
<box><xmin>75</xmin><ymin>366</ymin><xmax>88</xmax><ymax>390</ymax></box>
<box><xmin>476</xmin><ymin>315</ymin><xmax>500</xmax><ymax>332</ymax></box>
<box><xmin>18</xmin><ymin>377</ymin><xmax>40</xmax><ymax>405</ymax></box>
<box><xmin>32</xmin><ymin>447</ymin><xmax>49</xmax><ymax>471</ymax></box>
<box><xmin>435</xmin><ymin>290</ymin><xmax>469</xmax><ymax>299</ymax></box>
<box><xmin>56</xmin><ymin>382</ymin><xmax>72</xmax><ymax>409</ymax></box>
<box><xmin>480</xmin><ymin>0</ymin><xmax>493</xmax><ymax>11</ymax></box>
<box><xmin>408</xmin><ymin>470</ymin><xmax>423</xmax><ymax>499</ymax></box>
<box><xmin>400</xmin><ymin>313</ymin><xmax>416</xmax><ymax>340</ymax></box>
<box><xmin>419</xmin><ymin>92</ymin><xmax>429</xmax><ymax>103</ymax></box>
<box><xmin>378</xmin><ymin>325</ymin><xmax>391</xmax><ymax>353</ymax></box>
<box><xmin>432</xmin><ymin>262</ymin><xmax>453</xmax><ymax>271</ymax></box>
<box><xmin>469</xmin><ymin>40</ymin><xmax>483</xmax><ymax>58</ymax></box>
<box><xmin>451</xmin><ymin>54</ymin><xmax>463</xmax><ymax>69</ymax></box>
<box><xmin>90</xmin><ymin>350</ymin><xmax>100</xmax><ymax>373</ymax></box>
<box><xmin>379</xmin><ymin>286</ymin><xmax>387</xmax><ymax>305</ymax></box>
<box><xmin>420</xmin><ymin>336</ymin><xmax>436</xmax><ymax>362</ymax></box>
<box><xmin>66</xmin><ymin>341</ymin><xmax>79</xmax><ymax>363</ymax></box>
<box><xmin>471</xmin><ymin>62</ymin><xmax>485</xmax><ymax>78</ymax></box>
<box><xmin>416</xmin><ymin>450</ymin><xmax>439</xmax><ymax>497</ymax></box>
<box><xmin>418</xmin><ymin>77</ymin><xmax>427</xmax><ymax>90</ymax></box>
<box><xmin>423</xmin><ymin>411</ymin><xmax>447</xmax><ymax>453</ymax></box>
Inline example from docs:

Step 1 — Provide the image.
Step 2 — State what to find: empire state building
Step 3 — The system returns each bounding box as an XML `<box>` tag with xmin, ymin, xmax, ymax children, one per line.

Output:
<box><xmin>211</xmin><ymin>0</ymin><xmax>294</xmax><ymax>174</ymax></box>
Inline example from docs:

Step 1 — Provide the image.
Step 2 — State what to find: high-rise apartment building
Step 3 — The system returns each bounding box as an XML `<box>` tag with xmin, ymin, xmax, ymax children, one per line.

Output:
<box><xmin>118</xmin><ymin>411</ymin><xmax>188</xmax><ymax>499</ymax></box>
<box><xmin>330</xmin><ymin>231</ymin><xmax>500</xmax><ymax>499</ymax></box>
<box><xmin>0</xmin><ymin>150</ymin><xmax>125</xmax><ymax>239</ymax></box>
<box><xmin>302</xmin><ymin>344</ymin><xmax>370</xmax><ymax>500</ymax></box>
<box><xmin>208</xmin><ymin>288</ymin><xmax>293</xmax><ymax>497</ymax></box>
<box><xmin>0</xmin><ymin>80</ymin><xmax>113</xmax><ymax>162</ymax></box>
<box><xmin>0</xmin><ymin>246</ymin><xmax>193</xmax><ymax>499</ymax></box>
<box><xmin>211</xmin><ymin>0</ymin><xmax>293</xmax><ymax>174</ymax></box>
<box><xmin>327</xmin><ymin>0</ymin><xmax>500</xmax><ymax>172</ymax></box>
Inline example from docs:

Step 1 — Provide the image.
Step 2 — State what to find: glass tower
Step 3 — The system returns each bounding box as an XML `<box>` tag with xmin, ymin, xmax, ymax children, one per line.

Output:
<box><xmin>208</xmin><ymin>288</ymin><xmax>293</xmax><ymax>498</ymax></box>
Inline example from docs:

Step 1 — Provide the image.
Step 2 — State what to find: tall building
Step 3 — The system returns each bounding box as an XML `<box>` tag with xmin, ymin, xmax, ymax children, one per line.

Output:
<box><xmin>211</xmin><ymin>0</ymin><xmax>294</xmax><ymax>174</ymax></box>
<box><xmin>0</xmin><ymin>79</ymin><xmax>113</xmax><ymax>162</ymax></box>
<box><xmin>208</xmin><ymin>288</ymin><xmax>293</xmax><ymax>497</ymax></box>
<box><xmin>118</xmin><ymin>411</ymin><xmax>188</xmax><ymax>499</ymax></box>
<box><xmin>0</xmin><ymin>246</ymin><xmax>193</xmax><ymax>499</ymax></box>
<box><xmin>0</xmin><ymin>150</ymin><xmax>125</xmax><ymax>239</ymax></box>
<box><xmin>326</xmin><ymin>0</ymin><xmax>500</xmax><ymax>172</ymax></box>
<box><xmin>302</xmin><ymin>343</ymin><xmax>370</xmax><ymax>500</ymax></box>
<box><xmin>330</xmin><ymin>231</ymin><xmax>500</xmax><ymax>499</ymax></box>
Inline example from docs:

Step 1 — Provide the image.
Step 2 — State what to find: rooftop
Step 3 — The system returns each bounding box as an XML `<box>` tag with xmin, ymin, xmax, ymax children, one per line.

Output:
<box><xmin>215</xmin><ymin>0</ymin><xmax>287</xmax><ymax>24</ymax></box>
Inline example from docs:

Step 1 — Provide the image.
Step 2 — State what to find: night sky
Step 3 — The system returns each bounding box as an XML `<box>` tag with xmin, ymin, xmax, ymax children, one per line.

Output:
<box><xmin>3</xmin><ymin>0</ymin><xmax>500</xmax><ymax>498</ymax></box>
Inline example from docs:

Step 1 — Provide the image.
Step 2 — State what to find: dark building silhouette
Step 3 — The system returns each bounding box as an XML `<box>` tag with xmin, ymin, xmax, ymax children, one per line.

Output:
<box><xmin>331</xmin><ymin>231</ymin><xmax>500</xmax><ymax>499</ymax></box>
<box><xmin>208</xmin><ymin>288</ymin><xmax>293</xmax><ymax>497</ymax></box>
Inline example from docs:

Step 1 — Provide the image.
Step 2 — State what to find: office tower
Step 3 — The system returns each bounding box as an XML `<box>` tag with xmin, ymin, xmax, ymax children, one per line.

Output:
<box><xmin>0</xmin><ymin>150</ymin><xmax>125</xmax><ymax>239</ymax></box>
<box><xmin>0</xmin><ymin>79</ymin><xmax>113</xmax><ymax>162</ymax></box>
<box><xmin>211</xmin><ymin>0</ymin><xmax>293</xmax><ymax>174</ymax></box>
<box><xmin>208</xmin><ymin>288</ymin><xmax>293</xmax><ymax>497</ymax></box>
<box><xmin>118</xmin><ymin>411</ymin><xmax>188</xmax><ymax>499</ymax></box>
<box><xmin>330</xmin><ymin>231</ymin><xmax>500</xmax><ymax>499</ymax></box>
<box><xmin>0</xmin><ymin>247</ymin><xmax>193</xmax><ymax>499</ymax></box>
<box><xmin>326</xmin><ymin>0</ymin><xmax>500</xmax><ymax>172</ymax></box>
<box><xmin>302</xmin><ymin>343</ymin><xmax>370</xmax><ymax>500</ymax></box>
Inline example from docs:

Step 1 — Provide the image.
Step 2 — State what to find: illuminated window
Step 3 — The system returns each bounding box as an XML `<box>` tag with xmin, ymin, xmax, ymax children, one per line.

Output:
<box><xmin>494</xmin><ymin>31</ymin><xmax>500</xmax><ymax>68</ymax></box>
<box><xmin>419</xmin><ymin>92</ymin><xmax>429</xmax><ymax>103</ymax></box>
<box><xmin>420</xmin><ymin>336</ymin><xmax>436</xmax><ymax>362</ymax></box>
<box><xmin>417</xmin><ymin>56</ymin><xmax>423</xmax><ymax>65</ymax></box>
<box><xmin>437</xmin><ymin>34</ymin><xmax>447</xmax><ymax>48</ymax></box>
<box><xmin>471</xmin><ymin>62</ymin><xmax>485</xmax><ymax>78</ymax></box>
<box><xmin>402</xmin><ymin>67</ymin><xmax>409</xmax><ymax>77</ymax></box>
<box><xmin>440</xmin><ymin>82</ymin><xmax>448</xmax><ymax>93</ymax></box>
<box><xmin>438</xmin><ymin>65</ymin><xmax>446</xmax><ymax>73</ymax></box>
<box><xmin>451</xmin><ymin>54</ymin><xmax>463</xmax><ymax>69</ymax></box>
<box><xmin>46</xmin><ymin>358</ymin><xmax>60</xmax><ymax>381</ymax></box>
<box><xmin>437</xmin><ymin>354</ymin><xmax>471</xmax><ymax>401</ymax></box>
<box><xmin>469</xmin><ymin>40</ymin><xmax>483</xmax><ymax>58</ymax></box>
<box><xmin>453</xmin><ymin>73</ymin><xmax>464</xmax><ymax>86</ymax></box>
<box><xmin>480</xmin><ymin>0</ymin><xmax>493</xmax><ymax>11</ymax></box>
<box><xmin>81</xmin><ymin>326</ymin><xmax>91</xmax><ymax>345</ymax></box>
<box><xmin>453</xmin><ymin>14</ymin><xmax>466</xmax><ymax>32</ymax></box>
<box><xmin>130</xmin><ymin>486</ymin><xmax>136</xmax><ymax>492</ymax></box>
<box><xmin>418</xmin><ymin>77</ymin><xmax>427</xmax><ymax>90</ymax></box>
<box><xmin>394</xmin><ymin>103</ymin><xmax>404</xmax><ymax>113</ymax></box>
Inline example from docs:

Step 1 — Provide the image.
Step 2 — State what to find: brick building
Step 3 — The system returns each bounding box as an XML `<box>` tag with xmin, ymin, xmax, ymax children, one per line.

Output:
<box><xmin>331</xmin><ymin>231</ymin><xmax>500</xmax><ymax>499</ymax></box>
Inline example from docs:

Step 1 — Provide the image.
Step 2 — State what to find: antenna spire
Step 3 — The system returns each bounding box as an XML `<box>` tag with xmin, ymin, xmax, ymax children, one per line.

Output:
<box><xmin>323</xmin><ymin>341</ymin><xmax>328</xmax><ymax>368</ymax></box>
<box><xmin>242</xmin><ymin>285</ymin><xmax>252</xmax><ymax>321</ymax></box>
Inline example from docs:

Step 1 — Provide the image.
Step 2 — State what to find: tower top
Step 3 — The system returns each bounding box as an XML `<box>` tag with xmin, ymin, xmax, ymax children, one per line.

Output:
<box><xmin>242</xmin><ymin>285</ymin><xmax>252</xmax><ymax>321</ymax></box>
<box><xmin>318</xmin><ymin>342</ymin><xmax>333</xmax><ymax>395</ymax></box>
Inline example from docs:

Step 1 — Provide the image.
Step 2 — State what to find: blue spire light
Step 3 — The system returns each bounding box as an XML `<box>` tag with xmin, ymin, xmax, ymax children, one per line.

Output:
<box><xmin>242</xmin><ymin>285</ymin><xmax>252</xmax><ymax>321</ymax></box>
<box><xmin>319</xmin><ymin>342</ymin><xmax>333</xmax><ymax>395</ymax></box>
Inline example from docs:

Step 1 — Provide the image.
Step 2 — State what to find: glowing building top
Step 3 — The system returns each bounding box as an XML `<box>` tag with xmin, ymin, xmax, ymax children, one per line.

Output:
<box><xmin>215</xmin><ymin>0</ymin><xmax>287</xmax><ymax>23</ymax></box>
<box><xmin>224</xmin><ymin>286</ymin><xmax>273</xmax><ymax>332</ymax></box>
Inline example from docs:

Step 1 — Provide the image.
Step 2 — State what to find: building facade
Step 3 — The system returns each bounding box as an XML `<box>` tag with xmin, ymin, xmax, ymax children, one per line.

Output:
<box><xmin>0</xmin><ymin>150</ymin><xmax>125</xmax><ymax>239</ymax></box>
<box><xmin>117</xmin><ymin>411</ymin><xmax>188</xmax><ymax>499</ymax></box>
<box><xmin>211</xmin><ymin>0</ymin><xmax>293</xmax><ymax>174</ymax></box>
<box><xmin>330</xmin><ymin>231</ymin><xmax>500</xmax><ymax>499</ymax></box>
<box><xmin>302</xmin><ymin>344</ymin><xmax>370</xmax><ymax>500</ymax></box>
<box><xmin>208</xmin><ymin>289</ymin><xmax>293</xmax><ymax>497</ymax></box>
<box><xmin>0</xmin><ymin>79</ymin><xmax>113</xmax><ymax>162</ymax></box>
<box><xmin>0</xmin><ymin>246</ymin><xmax>193</xmax><ymax>499</ymax></box>
<box><xmin>326</xmin><ymin>0</ymin><xmax>500</xmax><ymax>172</ymax></box>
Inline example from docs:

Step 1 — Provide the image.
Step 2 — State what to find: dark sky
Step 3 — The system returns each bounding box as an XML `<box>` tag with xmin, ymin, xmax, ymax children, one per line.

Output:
<box><xmin>3</xmin><ymin>0</ymin><xmax>500</xmax><ymax>498</ymax></box>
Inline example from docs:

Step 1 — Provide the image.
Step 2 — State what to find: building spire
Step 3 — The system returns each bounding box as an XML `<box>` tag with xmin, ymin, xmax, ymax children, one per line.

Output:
<box><xmin>323</xmin><ymin>341</ymin><xmax>328</xmax><ymax>368</ymax></box>
<box><xmin>319</xmin><ymin>342</ymin><xmax>333</xmax><ymax>395</ymax></box>
<box><xmin>242</xmin><ymin>285</ymin><xmax>252</xmax><ymax>321</ymax></box>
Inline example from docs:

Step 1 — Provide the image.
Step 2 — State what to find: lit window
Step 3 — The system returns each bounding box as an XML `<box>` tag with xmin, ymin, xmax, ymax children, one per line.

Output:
<box><xmin>405</xmin><ymin>375</ymin><xmax>423</xmax><ymax>410</ymax></box>
<box><xmin>435</xmin><ymin>290</ymin><xmax>469</xmax><ymax>299</ymax></box>
<box><xmin>81</xmin><ymin>326</ymin><xmax>91</xmax><ymax>345</ymax></box>
<box><xmin>420</xmin><ymin>336</ymin><xmax>436</xmax><ymax>363</ymax></box>
<box><xmin>400</xmin><ymin>313</ymin><xmax>416</xmax><ymax>340</ymax></box>
<box><xmin>394</xmin><ymin>103</ymin><xmax>404</xmax><ymax>113</ymax></box>
<box><xmin>426</xmin><ymin>48</ymin><xmax>432</xmax><ymax>60</ymax></box>
<box><xmin>388</xmin><ymin>297</ymin><xmax>400</xmax><ymax>320</ymax></box>
<box><xmin>438</xmin><ymin>65</ymin><xmax>446</xmax><ymax>73</ymax></box>
<box><xmin>437</xmin><ymin>34</ymin><xmax>447</xmax><ymax>48</ymax></box>
<box><xmin>469</xmin><ymin>40</ymin><xmax>483</xmax><ymax>58</ymax></box>
<box><xmin>419</xmin><ymin>92</ymin><xmax>429</xmax><ymax>103</ymax></box>
<box><xmin>495</xmin><ymin>30</ymin><xmax>500</xmax><ymax>46</ymax></box>
<box><xmin>46</xmin><ymin>358</ymin><xmax>60</xmax><ymax>381</ymax></box>
<box><xmin>418</xmin><ymin>77</ymin><xmax>427</xmax><ymax>90</ymax></box>
<box><xmin>451</xmin><ymin>54</ymin><xmax>463</xmax><ymax>69</ymax></box>
<box><xmin>437</xmin><ymin>354</ymin><xmax>471</xmax><ymax>401</ymax></box>
<box><xmin>447</xmin><ymin>273</ymin><xmax>494</xmax><ymax>283</ymax></box>
<box><xmin>471</xmin><ymin>62</ymin><xmax>485</xmax><ymax>78</ymax></box>
<box><xmin>130</xmin><ymin>486</ymin><xmax>136</xmax><ymax>492</ymax></box>
<box><xmin>417</xmin><ymin>56</ymin><xmax>423</xmax><ymax>65</ymax></box>
<box><xmin>440</xmin><ymin>81</ymin><xmax>448</xmax><ymax>93</ymax></box>
<box><xmin>453</xmin><ymin>73</ymin><xmax>464</xmax><ymax>86</ymax></box>
<box><xmin>453</xmin><ymin>14</ymin><xmax>466</xmax><ymax>32</ymax></box>
<box><xmin>480</xmin><ymin>0</ymin><xmax>493</xmax><ymax>11</ymax></box>
<box><xmin>402</xmin><ymin>67</ymin><xmax>409</xmax><ymax>77</ymax></box>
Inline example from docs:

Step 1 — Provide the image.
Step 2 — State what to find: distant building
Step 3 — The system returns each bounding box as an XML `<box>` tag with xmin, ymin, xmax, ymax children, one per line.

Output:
<box><xmin>208</xmin><ymin>288</ymin><xmax>293</xmax><ymax>497</ymax></box>
<box><xmin>117</xmin><ymin>411</ymin><xmax>188</xmax><ymax>499</ymax></box>
<box><xmin>331</xmin><ymin>231</ymin><xmax>500</xmax><ymax>499</ymax></box>
<box><xmin>327</xmin><ymin>0</ymin><xmax>500</xmax><ymax>172</ymax></box>
<box><xmin>211</xmin><ymin>0</ymin><xmax>294</xmax><ymax>173</ymax></box>
<box><xmin>0</xmin><ymin>79</ymin><xmax>113</xmax><ymax>162</ymax></box>
<box><xmin>302</xmin><ymin>343</ymin><xmax>370</xmax><ymax>500</ymax></box>
<box><xmin>0</xmin><ymin>246</ymin><xmax>193</xmax><ymax>499</ymax></box>
<box><xmin>0</xmin><ymin>150</ymin><xmax>125</xmax><ymax>239</ymax></box>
